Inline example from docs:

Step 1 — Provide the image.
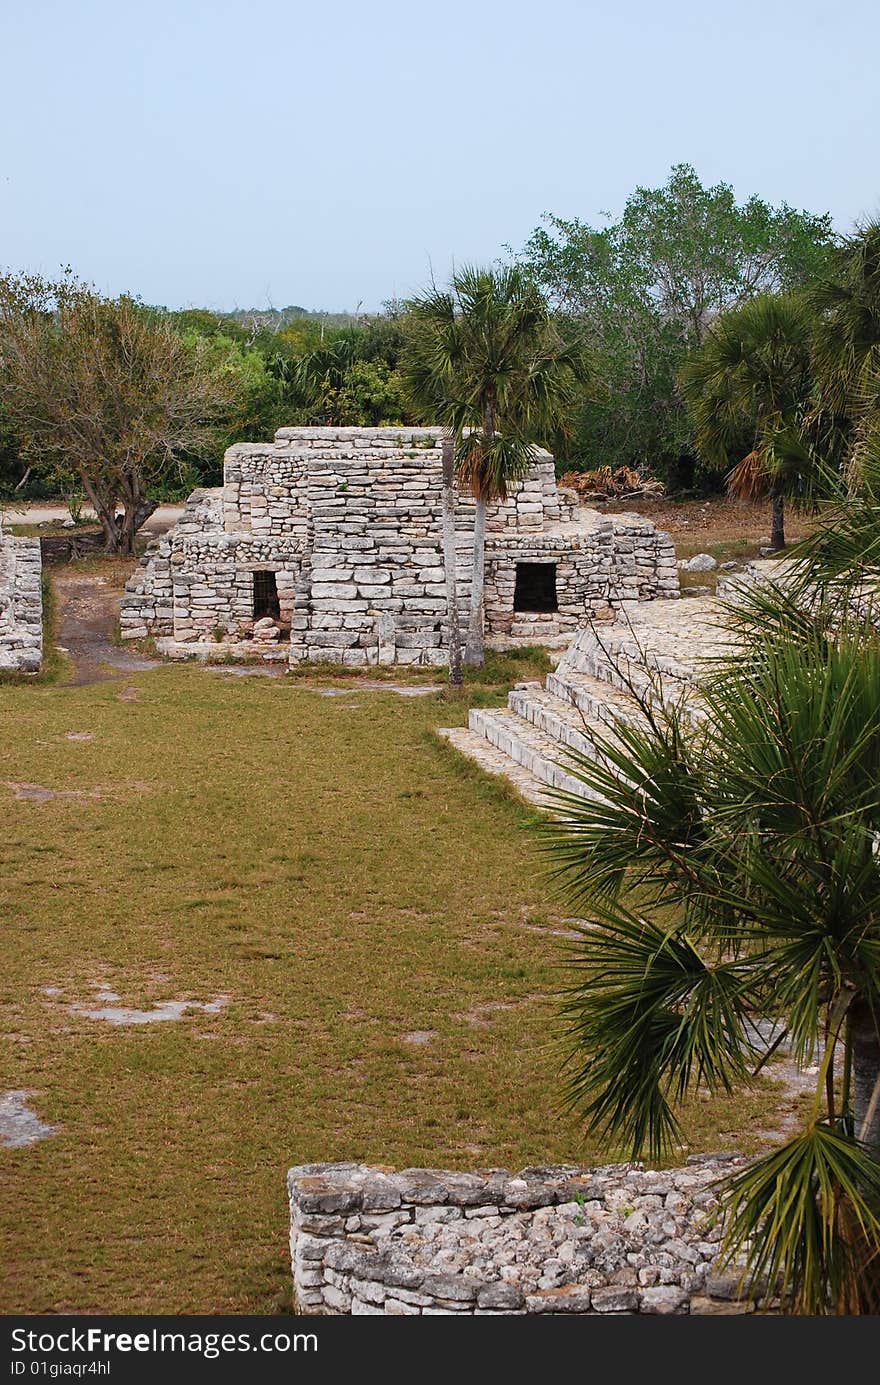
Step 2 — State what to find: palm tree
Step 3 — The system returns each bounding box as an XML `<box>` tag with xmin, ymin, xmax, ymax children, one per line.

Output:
<box><xmin>680</xmin><ymin>294</ymin><xmax>815</xmax><ymax>549</ymax></box>
<box><xmin>401</xmin><ymin>266</ymin><xmax>586</xmax><ymax>666</ymax></box>
<box><xmin>809</xmin><ymin>219</ymin><xmax>880</xmax><ymax>419</ymax></box>
<box><xmin>808</xmin><ymin>221</ymin><xmax>880</xmax><ymax>490</ymax></box>
<box><xmin>542</xmin><ymin>587</ymin><xmax>880</xmax><ymax>1313</ymax></box>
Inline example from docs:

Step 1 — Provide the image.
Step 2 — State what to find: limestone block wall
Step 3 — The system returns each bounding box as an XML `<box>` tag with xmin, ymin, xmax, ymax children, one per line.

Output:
<box><xmin>279</xmin><ymin>436</ymin><xmax>612</xmax><ymax>665</ymax></box>
<box><xmin>606</xmin><ymin>516</ymin><xmax>681</xmax><ymax>602</ymax></box>
<box><xmin>288</xmin><ymin>449</ymin><xmax>453</xmax><ymax>666</ymax></box>
<box><xmin>484</xmin><ymin>531</ymin><xmax>614</xmax><ymax>642</ymax></box>
<box><xmin>223</xmin><ymin>428</ymin><xmax>573</xmax><ymax>542</ymax></box>
<box><xmin>484</xmin><ymin>520</ymin><xmax>678</xmax><ymax>645</ymax></box>
<box><xmin>223</xmin><ymin>443</ymin><xmax>313</xmax><ymax>538</ymax></box>
<box><xmin>119</xmin><ymin>427</ymin><xmax>679</xmax><ymax>662</ymax></box>
<box><xmin>122</xmin><ymin>535</ymin><xmax>302</xmax><ymax>644</ymax></box>
<box><xmin>288</xmin><ymin>1158</ymin><xmax>769</xmax><ymax>1316</ymax></box>
<box><xmin>120</xmin><ymin>536</ymin><xmax>174</xmax><ymax>639</ymax></box>
<box><xmin>170</xmin><ymin>537</ymin><xmax>301</xmax><ymax>643</ymax></box>
<box><xmin>0</xmin><ymin>520</ymin><xmax>43</xmax><ymax>672</ymax></box>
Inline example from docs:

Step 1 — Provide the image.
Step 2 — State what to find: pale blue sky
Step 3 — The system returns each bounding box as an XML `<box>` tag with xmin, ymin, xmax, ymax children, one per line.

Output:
<box><xmin>2</xmin><ymin>0</ymin><xmax>878</xmax><ymax>312</ymax></box>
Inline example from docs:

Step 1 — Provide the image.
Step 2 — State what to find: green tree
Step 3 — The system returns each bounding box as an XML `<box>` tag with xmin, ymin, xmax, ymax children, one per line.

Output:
<box><xmin>0</xmin><ymin>401</ymin><xmax>24</xmax><ymax>496</ymax></box>
<box><xmin>290</xmin><ymin>316</ymin><xmax>411</xmax><ymax>427</ymax></box>
<box><xmin>401</xmin><ymin>265</ymin><xmax>586</xmax><ymax>666</ymax></box>
<box><xmin>542</xmin><ymin>584</ymin><xmax>880</xmax><ymax>1312</ymax></box>
<box><xmin>517</xmin><ymin>164</ymin><xmax>835</xmax><ymax>484</ymax></box>
<box><xmin>680</xmin><ymin>294</ymin><xmax>816</xmax><ymax>548</ymax></box>
<box><xmin>807</xmin><ymin>220</ymin><xmax>880</xmax><ymax>478</ymax></box>
<box><xmin>173</xmin><ymin>329</ymin><xmax>290</xmax><ymax>485</ymax></box>
<box><xmin>0</xmin><ymin>274</ymin><xmax>236</xmax><ymax>552</ymax></box>
<box><xmin>333</xmin><ymin>360</ymin><xmax>407</xmax><ymax>426</ymax></box>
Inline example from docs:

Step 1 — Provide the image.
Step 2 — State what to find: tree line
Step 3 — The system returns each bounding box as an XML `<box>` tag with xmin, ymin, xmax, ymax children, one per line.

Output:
<box><xmin>1</xmin><ymin>163</ymin><xmax>846</xmax><ymax>515</ymax></box>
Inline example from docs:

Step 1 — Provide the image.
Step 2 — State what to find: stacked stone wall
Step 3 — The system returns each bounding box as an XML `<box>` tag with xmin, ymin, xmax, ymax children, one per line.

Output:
<box><xmin>289</xmin><ymin>1158</ymin><xmax>770</xmax><ymax>1315</ymax></box>
<box><xmin>119</xmin><ymin>427</ymin><xmax>678</xmax><ymax>663</ymax></box>
<box><xmin>289</xmin><ymin>448</ymin><xmax>454</xmax><ymax>666</ymax></box>
<box><xmin>0</xmin><ymin>519</ymin><xmax>43</xmax><ymax>672</ymax></box>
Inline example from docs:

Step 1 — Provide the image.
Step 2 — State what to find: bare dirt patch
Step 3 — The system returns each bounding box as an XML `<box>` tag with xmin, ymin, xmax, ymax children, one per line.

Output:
<box><xmin>6</xmin><ymin>782</ymin><xmax>99</xmax><ymax>803</ymax></box>
<box><xmin>600</xmin><ymin>496</ymin><xmax>814</xmax><ymax>558</ymax></box>
<box><xmin>71</xmin><ymin>996</ymin><xmax>228</xmax><ymax>1026</ymax></box>
<box><xmin>42</xmin><ymin>981</ymin><xmax>229</xmax><ymax>1027</ymax></box>
<box><xmin>5</xmin><ymin>780</ymin><xmax>151</xmax><ymax>804</ymax></box>
<box><xmin>52</xmin><ymin>570</ymin><xmax>158</xmax><ymax>687</ymax></box>
<box><xmin>457</xmin><ymin>995</ymin><xmax>546</xmax><ymax>1027</ymax></box>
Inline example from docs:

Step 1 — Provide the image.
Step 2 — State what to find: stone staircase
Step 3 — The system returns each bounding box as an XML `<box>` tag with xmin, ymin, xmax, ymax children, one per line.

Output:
<box><xmin>438</xmin><ymin>599</ymin><xmax>730</xmax><ymax>809</ymax></box>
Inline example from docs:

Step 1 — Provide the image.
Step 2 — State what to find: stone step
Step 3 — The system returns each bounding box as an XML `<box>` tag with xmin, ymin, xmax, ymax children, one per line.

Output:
<box><xmin>556</xmin><ymin>603</ymin><xmax>730</xmax><ymax>710</ymax></box>
<box><xmin>467</xmin><ymin>707</ymin><xmax>598</xmax><ymax>800</ymax></box>
<box><xmin>435</xmin><ymin>726</ymin><xmax>553</xmax><ymax>809</ymax></box>
<box><xmin>439</xmin><ymin>602</ymin><xmax>732</xmax><ymax>808</ymax></box>
<box><xmin>507</xmin><ymin>686</ymin><xmax>619</xmax><ymax>763</ymax></box>
<box><xmin>543</xmin><ymin>670</ymin><xmax>648</xmax><ymax>732</ymax></box>
<box><xmin>565</xmin><ymin>636</ymin><xmax>680</xmax><ymax>700</ymax></box>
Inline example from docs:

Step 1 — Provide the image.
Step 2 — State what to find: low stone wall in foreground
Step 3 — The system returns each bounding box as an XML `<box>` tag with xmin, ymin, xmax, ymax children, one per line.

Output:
<box><xmin>0</xmin><ymin>526</ymin><xmax>42</xmax><ymax>673</ymax></box>
<box><xmin>289</xmin><ymin>1156</ymin><xmax>767</xmax><ymax>1315</ymax></box>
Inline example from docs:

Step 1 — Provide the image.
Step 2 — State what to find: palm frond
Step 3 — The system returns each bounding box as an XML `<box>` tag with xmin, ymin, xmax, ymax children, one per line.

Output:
<box><xmin>717</xmin><ymin>1124</ymin><xmax>880</xmax><ymax>1313</ymax></box>
<box><xmin>560</xmin><ymin>906</ymin><xmax>760</xmax><ymax>1160</ymax></box>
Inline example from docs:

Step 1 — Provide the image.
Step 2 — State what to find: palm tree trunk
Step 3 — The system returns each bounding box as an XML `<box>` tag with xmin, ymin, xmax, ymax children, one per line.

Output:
<box><xmin>464</xmin><ymin>494</ymin><xmax>487</xmax><ymax>668</ymax></box>
<box><xmin>464</xmin><ymin>402</ymin><xmax>495</xmax><ymax>669</ymax></box>
<box><xmin>770</xmin><ymin>490</ymin><xmax>786</xmax><ymax>551</ymax></box>
<box><xmin>440</xmin><ymin>436</ymin><xmax>463</xmax><ymax>687</ymax></box>
<box><xmin>852</xmin><ymin>1000</ymin><xmax>880</xmax><ymax>1153</ymax></box>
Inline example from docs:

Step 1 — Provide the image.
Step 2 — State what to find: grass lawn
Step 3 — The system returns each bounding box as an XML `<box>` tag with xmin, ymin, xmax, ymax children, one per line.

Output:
<box><xmin>0</xmin><ymin>557</ymin><xmax>800</xmax><ymax>1314</ymax></box>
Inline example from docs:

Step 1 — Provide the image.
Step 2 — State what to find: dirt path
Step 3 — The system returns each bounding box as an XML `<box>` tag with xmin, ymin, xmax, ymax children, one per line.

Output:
<box><xmin>53</xmin><ymin>570</ymin><xmax>160</xmax><ymax>687</ymax></box>
<box><xmin>5</xmin><ymin>504</ymin><xmax>184</xmax><ymax>533</ymax></box>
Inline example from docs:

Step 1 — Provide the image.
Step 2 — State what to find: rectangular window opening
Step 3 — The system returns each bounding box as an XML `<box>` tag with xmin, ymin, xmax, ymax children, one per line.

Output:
<box><xmin>513</xmin><ymin>562</ymin><xmax>558</xmax><ymax>613</ymax></box>
<box><xmin>253</xmin><ymin>569</ymin><xmax>281</xmax><ymax>622</ymax></box>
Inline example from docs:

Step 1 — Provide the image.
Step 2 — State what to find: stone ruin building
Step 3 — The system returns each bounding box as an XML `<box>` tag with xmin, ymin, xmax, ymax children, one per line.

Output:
<box><xmin>120</xmin><ymin>427</ymin><xmax>679</xmax><ymax>666</ymax></box>
<box><xmin>0</xmin><ymin>512</ymin><xmax>42</xmax><ymax>673</ymax></box>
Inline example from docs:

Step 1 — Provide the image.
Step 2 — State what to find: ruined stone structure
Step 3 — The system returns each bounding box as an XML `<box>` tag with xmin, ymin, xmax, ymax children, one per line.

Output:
<box><xmin>120</xmin><ymin>427</ymin><xmax>678</xmax><ymax>665</ymax></box>
<box><xmin>288</xmin><ymin>1157</ymin><xmax>769</xmax><ymax>1315</ymax></box>
<box><xmin>0</xmin><ymin>513</ymin><xmax>42</xmax><ymax>673</ymax></box>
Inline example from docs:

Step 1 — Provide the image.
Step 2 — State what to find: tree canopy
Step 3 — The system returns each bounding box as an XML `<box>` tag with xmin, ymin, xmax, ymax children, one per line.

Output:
<box><xmin>0</xmin><ymin>274</ymin><xmax>237</xmax><ymax>550</ymax></box>
<box><xmin>515</xmin><ymin>164</ymin><xmax>836</xmax><ymax>485</ymax></box>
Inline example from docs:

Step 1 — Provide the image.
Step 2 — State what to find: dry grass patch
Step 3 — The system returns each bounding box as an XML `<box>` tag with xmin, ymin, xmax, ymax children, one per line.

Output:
<box><xmin>1</xmin><ymin>641</ymin><xmax>788</xmax><ymax>1313</ymax></box>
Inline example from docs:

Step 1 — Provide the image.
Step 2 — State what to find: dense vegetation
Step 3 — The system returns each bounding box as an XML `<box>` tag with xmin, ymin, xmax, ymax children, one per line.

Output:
<box><xmin>0</xmin><ymin>165</ymin><xmax>844</xmax><ymax>507</ymax></box>
<box><xmin>681</xmin><ymin>218</ymin><xmax>880</xmax><ymax>541</ymax></box>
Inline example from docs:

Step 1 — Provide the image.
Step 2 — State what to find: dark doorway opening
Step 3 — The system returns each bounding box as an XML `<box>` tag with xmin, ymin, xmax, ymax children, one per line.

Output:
<box><xmin>513</xmin><ymin>562</ymin><xmax>558</xmax><ymax>613</ymax></box>
<box><xmin>253</xmin><ymin>570</ymin><xmax>281</xmax><ymax>622</ymax></box>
